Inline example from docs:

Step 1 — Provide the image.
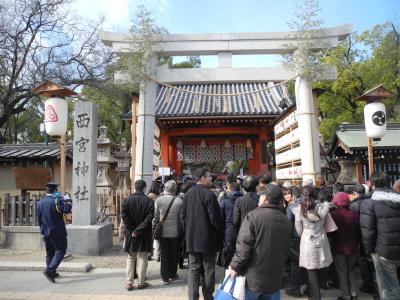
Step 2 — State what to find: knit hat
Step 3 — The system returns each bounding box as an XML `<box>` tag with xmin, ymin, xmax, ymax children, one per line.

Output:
<box><xmin>333</xmin><ymin>192</ymin><xmax>350</xmax><ymax>207</ymax></box>
<box><xmin>260</xmin><ymin>184</ymin><xmax>282</xmax><ymax>204</ymax></box>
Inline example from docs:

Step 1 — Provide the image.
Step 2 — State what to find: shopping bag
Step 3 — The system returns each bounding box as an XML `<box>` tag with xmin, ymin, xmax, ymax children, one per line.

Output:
<box><xmin>214</xmin><ymin>270</ymin><xmax>245</xmax><ymax>300</ymax></box>
<box><xmin>324</xmin><ymin>213</ymin><xmax>338</xmax><ymax>233</ymax></box>
<box><xmin>214</xmin><ymin>275</ymin><xmax>237</xmax><ymax>300</ymax></box>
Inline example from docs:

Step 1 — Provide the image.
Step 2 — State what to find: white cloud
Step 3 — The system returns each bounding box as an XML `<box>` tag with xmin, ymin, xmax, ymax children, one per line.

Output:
<box><xmin>72</xmin><ymin>0</ymin><xmax>131</xmax><ymax>31</ymax></box>
<box><xmin>137</xmin><ymin>0</ymin><xmax>169</xmax><ymax>14</ymax></box>
<box><xmin>71</xmin><ymin>0</ymin><xmax>170</xmax><ymax>31</ymax></box>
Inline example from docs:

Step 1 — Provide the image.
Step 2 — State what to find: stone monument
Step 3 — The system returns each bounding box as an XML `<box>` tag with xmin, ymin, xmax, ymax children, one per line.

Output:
<box><xmin>66</xmin><ymin>101</ymin><xmax>113</xmax><ymax>255</ymax></box>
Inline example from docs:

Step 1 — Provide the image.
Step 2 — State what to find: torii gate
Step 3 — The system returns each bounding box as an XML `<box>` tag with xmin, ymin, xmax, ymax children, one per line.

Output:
<box><xmin>100</xmin><ymin>24</ymin><xmax>352</xmax><ymax>188</ymax></box>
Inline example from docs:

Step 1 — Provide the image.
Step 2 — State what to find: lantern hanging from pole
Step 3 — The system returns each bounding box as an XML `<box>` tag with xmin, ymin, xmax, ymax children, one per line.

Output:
<box><xmin>364</xmin><ymin>102</ymin><xmax>386</xmax><ymax>138</ymax></box>
<box><xmin>44</xmin><ymin>97</ymin><xmax>68</xmax><ymax>136</ymax></box>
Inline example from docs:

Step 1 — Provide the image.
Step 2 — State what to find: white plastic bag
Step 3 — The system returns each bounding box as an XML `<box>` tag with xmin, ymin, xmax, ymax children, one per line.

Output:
<box><xmin>220</xmin><ymin>269</ymin><xmax>245</xmax><ymax>300</ymax></box>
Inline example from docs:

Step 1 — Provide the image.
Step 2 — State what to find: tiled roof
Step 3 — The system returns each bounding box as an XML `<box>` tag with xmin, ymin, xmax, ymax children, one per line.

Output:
<box><xmin>0</xmin><ymin>142</ymin><xmax>73</xmax><ymax>159</ymax></box>
<box><xmin>156</xmin><ymin>82</ymin><xmax>290</xmax><ymax>118</ymax></box>
<box><xmin>328</xmin><ymin>123</ymin><xmax>400</xmax><ymax>156</ymax></box>
<box><xmin>121</xmin><ymin>82</ymin><xmax>291</xmax><ymax>119</ymax></box>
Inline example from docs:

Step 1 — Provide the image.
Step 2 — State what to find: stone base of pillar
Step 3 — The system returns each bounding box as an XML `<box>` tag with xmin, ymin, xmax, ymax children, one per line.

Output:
<box><xmin>66</xmin><ymin>223</ymin><xmax>113</xmax><ymax>256</ymax></box>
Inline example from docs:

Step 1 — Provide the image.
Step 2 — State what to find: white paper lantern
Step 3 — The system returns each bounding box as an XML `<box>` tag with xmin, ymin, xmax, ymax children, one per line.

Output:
<box><xmin>44</xmin><ymin>97</ymin><xmax>68</xmax><ymax>136</ymax></box>
<box><xmin>364</xmin><ymin>102</ymin><xmax>386</xmax><ymax>138</ymax></box>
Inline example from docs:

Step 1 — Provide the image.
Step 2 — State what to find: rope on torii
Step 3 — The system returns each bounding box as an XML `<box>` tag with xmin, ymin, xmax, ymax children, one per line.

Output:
<box><xmin>143</xmin><ymin>73</ymin><xmax>299</xmax><ymax>97</ymax></box>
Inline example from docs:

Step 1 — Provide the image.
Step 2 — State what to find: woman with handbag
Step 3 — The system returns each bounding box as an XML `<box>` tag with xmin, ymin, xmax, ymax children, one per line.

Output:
<box><xmin>294</xmin><ymin>186</ymin><xmax>333</xmax><ymax>300</ymax></box>
<box><xmin>153</xmin><ymin>180</ymin><xmax>183</xmax><ymax>285</ymax></box>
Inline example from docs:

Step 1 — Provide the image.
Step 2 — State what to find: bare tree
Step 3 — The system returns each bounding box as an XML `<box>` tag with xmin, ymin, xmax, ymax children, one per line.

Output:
<box><xmin>0</xmin><ymin>0</ymin><xmax>114</xmax><ymax>143</ymax></box>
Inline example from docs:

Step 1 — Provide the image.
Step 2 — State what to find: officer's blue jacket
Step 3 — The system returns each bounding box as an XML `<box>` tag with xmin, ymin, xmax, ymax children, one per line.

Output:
<box><xmin>37</xmin><ymin>194</ymin><xmax>72</xmax><ymax>237</ymax></box>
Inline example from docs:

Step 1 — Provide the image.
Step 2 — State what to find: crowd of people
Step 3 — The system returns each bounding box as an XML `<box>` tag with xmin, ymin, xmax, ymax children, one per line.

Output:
<box><xmin>119</xmin><ymin>169</ymin><xmax>400</xmax><ymax>300</ymax></box>
<box><xmin>37</xmin><ymin>169</ymin><xmax>400</xmax><ymax>300</ymax></box>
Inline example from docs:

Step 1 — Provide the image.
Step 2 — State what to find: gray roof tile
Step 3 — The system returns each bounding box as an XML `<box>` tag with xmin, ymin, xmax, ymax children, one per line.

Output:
<box><xmin>155</xmin><ymin>82</ymin><xmax>290</xmax><ymax>118</ymax></box>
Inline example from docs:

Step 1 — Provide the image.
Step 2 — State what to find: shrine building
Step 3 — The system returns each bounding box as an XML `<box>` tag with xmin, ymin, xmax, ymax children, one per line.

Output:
<box><xmin>121</xmin><ymin>82</ymin><xmax>291</xmax><ymax>176</ymax></box>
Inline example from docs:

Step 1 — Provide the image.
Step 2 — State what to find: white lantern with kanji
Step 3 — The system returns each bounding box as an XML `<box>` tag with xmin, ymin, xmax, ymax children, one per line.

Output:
<box><xmin>44</xmin><ymin>97</ymin><xmax>68</xmax><ymax>136</ymax></box>
<box><xmin>364</xmin><ymin>102</ymin><xmax>386</xmax><ymax>138</ymax></box>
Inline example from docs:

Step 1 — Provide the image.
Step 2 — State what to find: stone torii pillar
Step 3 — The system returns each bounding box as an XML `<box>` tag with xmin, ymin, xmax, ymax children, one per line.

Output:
<box><xmin>295</xmin><ymin>75</ymin><xmax>321</xmax><ymax>183</ymax></box>
<box><xmin>134</xmin><ymin>55</ymin><xmax>157</xmax><ymax>191</ymax></box>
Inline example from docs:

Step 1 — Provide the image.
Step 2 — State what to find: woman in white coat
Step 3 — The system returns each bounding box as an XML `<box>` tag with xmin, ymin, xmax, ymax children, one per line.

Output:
<box><xmin>294</xmin><ymin>186</ymin><xmax>332</xmax><ymax>300</ymax></box>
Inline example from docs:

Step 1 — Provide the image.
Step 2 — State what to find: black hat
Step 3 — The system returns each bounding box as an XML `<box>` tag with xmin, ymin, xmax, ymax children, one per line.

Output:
<box><xmin>260</xmin><ymin>184</ymin><xmax>283</xmax><ymax>204</ymax></box>
<box><xmin>45</xmin><ymin>182</ymin><xmax>59</xmax><ymax>187</ymax></box>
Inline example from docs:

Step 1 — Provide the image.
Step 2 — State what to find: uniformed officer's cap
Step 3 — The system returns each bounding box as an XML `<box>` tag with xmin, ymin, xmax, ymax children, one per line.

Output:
<box><xmin>45</xmin><ymin>182</ymin><xmax>59</xmax><ymax>188</ymax></box>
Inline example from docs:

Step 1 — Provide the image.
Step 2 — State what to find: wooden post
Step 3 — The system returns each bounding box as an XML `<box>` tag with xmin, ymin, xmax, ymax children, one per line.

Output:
<box><xmin>18</xmin><ymin>195</ymin><xmax>23</xmax><ymax>225</ymax></box>
<box><xmin>24</xmin><ymin>194</ymin><xmax>30</xmax><ymax>225</ymax></box>
<box><xmin>10</xmin><ymin>196</ymin><xmax>16</xmax><ymax>226</ymax></box>
<box><xmin>368</xmin><ymin>137</ymin><xmax>374</xmax><ymax>177</ymax></box>
<box><xmin>131</xmin><ymin>93</ymin><xmax>139</xmax><ymax>193</ymax></box>
<box><xmin>3</xmin><ymin>194</ymin><xmax>9</xmax><ymax>226</ymax></box>
<box><xmin>32</xmin><ymin>195</ymin><xmax>38</xmax><ymax>225</ymax></box>
<box><xmin>355</xmin><ymin>162</ymin><xmax>363</xmax><ymax>184</ymax></box>
<box><xmin>60</xmin><ymin>134</ymin><xmax>66</xmax><ymax>195</ymax></box>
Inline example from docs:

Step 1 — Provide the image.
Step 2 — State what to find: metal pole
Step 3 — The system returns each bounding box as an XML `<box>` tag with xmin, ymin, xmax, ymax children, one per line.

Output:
<box><xmin>368</xmin><ymin>137</ymin><xmax>374</xmax><ymax>178</ymax></box>
<box><xmin>60</xmin><ymin>134</ymin><xmax>66</xmax><ymax>195</ymax></box>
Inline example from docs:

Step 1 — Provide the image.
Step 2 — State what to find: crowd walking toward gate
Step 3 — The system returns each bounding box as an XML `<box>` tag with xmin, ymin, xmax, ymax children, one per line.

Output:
<box><xmin>37</xmin><ymin>168</ymin><xmax>400</xmax><ymax>300</ymax></box>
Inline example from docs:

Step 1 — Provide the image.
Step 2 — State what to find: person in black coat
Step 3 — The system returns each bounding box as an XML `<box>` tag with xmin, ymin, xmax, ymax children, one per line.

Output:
<box><xmin>180</xmin><ymin>167</ymin><xmax>223</xmax><ymax>300</ymax></box>
<box><xmin>360</xmin><ymin>171</ymin><xmax>400</xmax><ymax>300</ymax></box>
<box><xmin>122</xmin><ymin>180</ymin><xmax>154</xmax><ymax>290</ymax></box>
<box><xmin>233</xmin><ymin>175</ymin><xmax>259</xmax><ymax>230</ymax></box>
<box><xmin>37</xmin><ymin>182</ymin><xmax>72</xmax><ymax>283</ymax></box>
<box><xmin>219</xmin><ymin>182</ymin><xmax>243</xmax><ymax>267</ymax></box>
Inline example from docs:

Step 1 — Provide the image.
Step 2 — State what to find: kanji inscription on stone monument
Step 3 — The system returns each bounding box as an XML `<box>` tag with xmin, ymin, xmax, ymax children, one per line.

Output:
<box><xmin>72</xmin><ymin>101</ymin><xmax>98</xmax><ymax>225</ymax></box>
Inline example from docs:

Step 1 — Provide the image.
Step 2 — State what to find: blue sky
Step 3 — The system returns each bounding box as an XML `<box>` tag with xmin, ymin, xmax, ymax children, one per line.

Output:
<box><xmin>73</xmin><ymin>0</ymin><xmax>399</xmax><ymax>67</ymax></box>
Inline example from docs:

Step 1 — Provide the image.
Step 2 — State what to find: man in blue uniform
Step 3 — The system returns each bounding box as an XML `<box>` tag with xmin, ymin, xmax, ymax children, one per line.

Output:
<box><xmin>37</xmin><ymin>182</ymin><xmax>72</xmax><ymax>283</ymax></box>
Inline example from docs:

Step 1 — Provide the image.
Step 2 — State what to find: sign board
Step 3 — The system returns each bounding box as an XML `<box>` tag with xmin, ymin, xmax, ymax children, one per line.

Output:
<box><xmin>274</xmin><ymin>109</ymin><xmax>302</xmax><ymax>180</ymax></box>
<box><xmin>14</xmin><ymin>167</ymin><xmax>53</xmax><ymax>190</ymax></box>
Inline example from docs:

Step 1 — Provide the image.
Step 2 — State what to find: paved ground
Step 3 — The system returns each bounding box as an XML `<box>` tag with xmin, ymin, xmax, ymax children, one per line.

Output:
<box><xmin>0</xmin><ymin>238</ymin><xmax>375</xmax><ymax>299</ymax></box>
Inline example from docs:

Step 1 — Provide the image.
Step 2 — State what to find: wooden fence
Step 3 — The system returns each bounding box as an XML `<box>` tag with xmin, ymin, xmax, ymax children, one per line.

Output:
<box><xmin>1</xmin><ymin>189</ymin><xmax>130</xmax><ymax>236</ymax></box>
<box><xmin>2</xmin><ymin>194</ymin><xmax>40</xmax><ymax>226</ymax></box>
